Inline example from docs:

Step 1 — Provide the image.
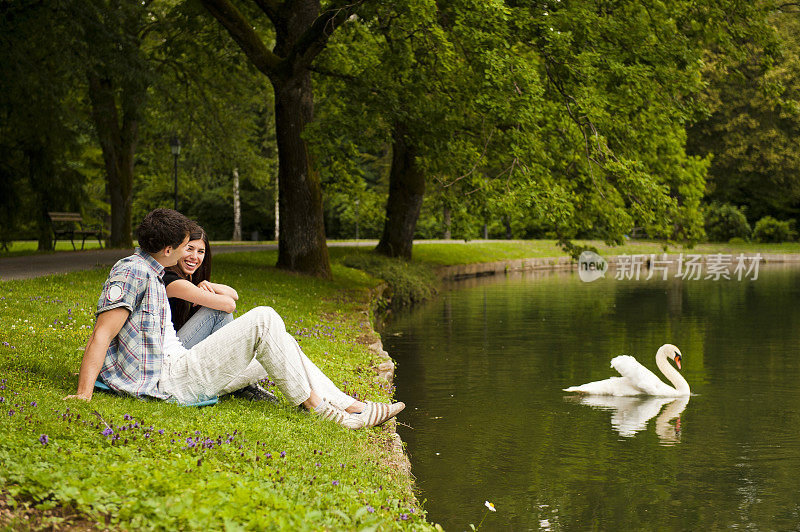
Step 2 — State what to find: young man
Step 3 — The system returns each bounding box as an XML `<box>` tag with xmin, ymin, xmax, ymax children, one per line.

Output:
<box><xmin>65</xmin><ymin>208</ymin><xmax>404</xmax><ymax>429</ymax></box>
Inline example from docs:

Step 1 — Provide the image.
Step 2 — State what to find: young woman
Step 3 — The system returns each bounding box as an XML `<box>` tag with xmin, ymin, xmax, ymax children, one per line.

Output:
<box><xmin>163</xmin><ymin>225</ymin><xmax>236</xmax><ymax>348</ymax></box>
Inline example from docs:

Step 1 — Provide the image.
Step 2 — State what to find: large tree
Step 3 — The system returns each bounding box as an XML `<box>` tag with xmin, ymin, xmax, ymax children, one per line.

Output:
<box><xmin>0</xmin><ymin>1</ymin><xmax>87</xmax><ymax>250</ymax></box>
<box><xmin>687</xmin><ymin>9</ymin><xmax>800</xmax><ymax>222</ymax></box>
<box><xmin>71</xmin><ymin>0</ymin><xmax>167</xmax><ymax>248</ymax></box>
<box><xmin>311</xmin><ymin>0</ymin><xmax>542</xmax><ymax>258</ymax></box>
<box><xmin>200</xmin><ymin>0</ymin><xmax>369</xmax><ymax>278</ymax></box>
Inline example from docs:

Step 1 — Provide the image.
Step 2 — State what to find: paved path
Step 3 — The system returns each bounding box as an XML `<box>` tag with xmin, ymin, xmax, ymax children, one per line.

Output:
<box><xmin>0</xmin><ymin>242</ymin><xmax>385</xmax><ymax>281</ymax></box>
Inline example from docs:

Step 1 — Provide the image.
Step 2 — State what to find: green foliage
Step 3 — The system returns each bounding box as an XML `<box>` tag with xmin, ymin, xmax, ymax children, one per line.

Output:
<box><xmin>704</xmin><ymin>203</ymin><xmax>752</xmax><ymax>242</ymax></box>
<box><xmin>132</xmin><ymin>3</ymin><xmax>277</xmax><ymax>241</ymax></box>
<box><xmin>0</xmin><ymin>1</ymin><xmax>91</xmax><ymax>249</ymax></box>
<box><xmin>687</xmin><ymin>8</ymin><xmax>800</xmax><ymax>221</ymax></box>
<box><xmin>0</xmin><ymin>252</ymin><xmax>430</xmax><ymax>529</ymax></box>
<box><xmin>753</xmin><ymin>216</ymin><xmax>796</xmax><ymax>243</ymax></box>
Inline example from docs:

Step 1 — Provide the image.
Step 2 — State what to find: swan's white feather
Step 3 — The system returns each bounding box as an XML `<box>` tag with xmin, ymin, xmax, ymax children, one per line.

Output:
<box><xmin>562</xmin><ymin>376</ymin><xmax>642</xmax><ymax>396</ymax></box>
<box><xmin>610</xmin><ymin>355</ymin><xmax>676</xmax><ymax>396</ymax></box>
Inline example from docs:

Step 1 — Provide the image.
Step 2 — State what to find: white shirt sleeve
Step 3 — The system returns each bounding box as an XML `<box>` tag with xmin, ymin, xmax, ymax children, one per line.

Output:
<box><xmin>163</xmin><ymin>303</ymin><xmax>191</xmax><ymax>358</ymax></box>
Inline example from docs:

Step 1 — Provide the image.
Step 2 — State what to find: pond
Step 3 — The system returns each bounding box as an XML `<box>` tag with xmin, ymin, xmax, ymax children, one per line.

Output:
<box><xmin>382</xmin><ymin>264</ymin><xmax>800</xmax><ymax>530</ymax></box>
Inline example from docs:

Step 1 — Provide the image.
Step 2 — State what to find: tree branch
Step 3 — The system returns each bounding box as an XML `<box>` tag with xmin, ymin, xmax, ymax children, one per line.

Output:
<box><xmin>252</xmin><ymin>0</ymin><xmax>280</xmax><ymax>25</ymax></box>
<box><xmin>285</xmin><ymin>0</ymin><xmax>366</xmax><ymax>73</ymax></box>
<box><xmin>200</xmin><ymin>0</ymin><xmax>282</xmax><ymax>76</ymax></box>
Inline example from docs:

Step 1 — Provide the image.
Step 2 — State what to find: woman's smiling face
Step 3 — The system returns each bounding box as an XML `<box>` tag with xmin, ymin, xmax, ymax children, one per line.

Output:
<box><xmin>178</xmin><ymin>239</ymin><xmax>205</xmax><ymax>276</ymax></box>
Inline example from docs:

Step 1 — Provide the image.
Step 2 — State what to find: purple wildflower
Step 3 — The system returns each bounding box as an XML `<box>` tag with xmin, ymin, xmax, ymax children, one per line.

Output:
<box><xmin>280</xmin><ymin>451</ymin><xmax>286</xmax><ymax>458</ymax></box>
<box><xmin>332</xmin><ymin>480</ymin><xmax>339</xmax><ymax>486</ymax></box>
<box><xmin>400</xmin><ymin>513</ymin><xmax>409</xmax><ymax>521</ymax></box>
<box><xmin>366</xmin><ymin>505</ymin><xmax>375</xmax><ymax>513</ymax></box>
<box><xmin>265</xmin><ymin>453</ymin><xmax>272</xmax><ymax>459</ymax></box>
<box><xmin>30</xmin><ymin>401</ymin><xmax>37</xmax><ymax>407</ymax></box>
<box><xmin>8</xmin><ymin>410</ymin><xmax>13</xmax><ymax>416</ymax></box>
<box><xmin>315</xmin><ymin>462</ymin><xmax>321</xmax><ymax>467</ymax></box>
<box><xmin>0</xmin><ymin>397</ymin><xmax>4</xmax><ymax>403</ymax></box>
<box><xmin>124</xmin><ymin>414</ymin><xmax>131</xmax><ymax>420</ymax></box>
<box><xmin>187</xmin><ymin>437</ymin><xmax>196</xmax><ymax>448</ymax></box>
<box><xmin>102</xmin><ymin>428</ymin><xmax>114</xmax><ymax>437</ymax></box>
<box><xmin>39</xmin><ymin>434</ymin><xmax>49</xmax><ymax>445</ymax></box>
<box><xmin>158</xmin><ymin>429</ymin><xmax>164</xmax><ymax>435</ymax></box>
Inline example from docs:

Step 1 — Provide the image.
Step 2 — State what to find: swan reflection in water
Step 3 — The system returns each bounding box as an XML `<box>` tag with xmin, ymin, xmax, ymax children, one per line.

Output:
<box><xmin>567</xmin><ymin>395</ymin><xmax>690</xmax><ymax>444</ymax></box>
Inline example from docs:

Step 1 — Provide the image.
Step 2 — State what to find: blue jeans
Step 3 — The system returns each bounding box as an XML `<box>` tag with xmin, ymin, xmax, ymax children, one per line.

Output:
<box><xmin>177</xmin><ymin>306</ymin><xmax>234</xmax><ymax>349</ymax></box>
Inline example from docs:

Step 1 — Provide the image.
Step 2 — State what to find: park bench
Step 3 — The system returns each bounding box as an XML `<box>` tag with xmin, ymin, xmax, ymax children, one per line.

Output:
<box><xmin>629</xmin><ymin>226</ymin><xmax>649</xmax><ymax>239</ymax></box>
<box><xmin>47</xmin><ymin>211</ymin><xmax>104</xmax><ymax>250</ymax></box>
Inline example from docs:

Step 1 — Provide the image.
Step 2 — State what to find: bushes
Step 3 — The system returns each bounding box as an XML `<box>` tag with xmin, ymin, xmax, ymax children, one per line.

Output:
<box><xmin>704</xmin><ymin>203</ymin><xmax>751</xmax><ymax>242</ymax></box>
<box><xmin>703</xmin><ymin>203</ymin><xmax>798</xmax><ymax>243</ymax></box>
<box><xmin>339</xmin><ymin>251</ymin><xmax>439</xmax><ymax>307</ymax></box>
<box><xmin>753</xmin><ymin>216</ymin><xmax>797</xmax><ymax>243</ymax></box>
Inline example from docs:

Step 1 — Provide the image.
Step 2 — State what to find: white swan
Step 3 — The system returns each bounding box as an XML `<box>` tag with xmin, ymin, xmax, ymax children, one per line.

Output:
<box><xmin>563</xmin><ymin>344</ymin><xmax>690</xmax><ymax>397</ymax></box>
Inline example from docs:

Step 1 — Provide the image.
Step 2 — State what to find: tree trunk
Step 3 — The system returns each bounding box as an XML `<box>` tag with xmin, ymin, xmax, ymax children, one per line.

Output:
<box><xmin>26</xmin><ymin>147</ymin><xmax>54</xmax><ymax>250</ymax></box>
<box><xmin>376</xmin><ymin>126</ymin><xmax>426</xmax><ymax>259</ymax></box>
<box><xmin>272</xmin><ymin>73</ymin><xmax>331</xmax><ymax>277</ymax></box>
<box><xmin>269</xmin><ymin>1</ymin><xmax>331</xmax><ymax>277</ymax></box>
<box><xmin>87</xmin><ymin>74</ymin><xmax>140</xmax><ymax>248</ymax></box>
<box><xmin>503</xmin><ymin>215</ymin><xmax>512</xmax><ymax>239</ymax></box>
<box><xmin>443</xmin><ymin>205</ymin><xmax>451</xmax><ymax>239</ymax></box>
<box><xmin>232</xmin><ymin>168</ymin><xmax>242</xmax><ymax>241</ymax></box>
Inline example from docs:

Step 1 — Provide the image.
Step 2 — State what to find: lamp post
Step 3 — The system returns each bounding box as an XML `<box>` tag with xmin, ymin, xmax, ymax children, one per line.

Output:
<box><xmin>170</xmin><ymin>138</ymin><xmax>181</xmax><ymax>210</ymax></box>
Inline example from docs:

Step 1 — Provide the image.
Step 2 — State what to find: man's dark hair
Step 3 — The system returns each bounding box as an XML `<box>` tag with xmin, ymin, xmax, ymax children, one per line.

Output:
<box><xmin>135</xmin><ymin>209</ymin><xmax>192</xmax><ymax>254</ymax></box>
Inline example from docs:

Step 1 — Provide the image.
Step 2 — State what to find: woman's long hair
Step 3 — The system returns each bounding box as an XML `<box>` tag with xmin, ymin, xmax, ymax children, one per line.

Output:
<box><xmin>168</xmin><ymin>223</ymin><xmax>212</xmax><ymax>329</ymax></box>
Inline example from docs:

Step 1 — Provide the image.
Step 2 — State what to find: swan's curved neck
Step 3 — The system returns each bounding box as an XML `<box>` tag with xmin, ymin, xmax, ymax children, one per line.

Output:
<box><xmin>656</xmin><ymin>351</ymin><xmax>690</xmax><ymax>395</ymax></box>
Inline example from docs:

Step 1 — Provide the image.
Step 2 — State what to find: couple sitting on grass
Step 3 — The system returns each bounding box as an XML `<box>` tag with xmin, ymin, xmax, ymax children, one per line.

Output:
<box><xmin>65</xmin><ymin>208</ymin><xmax>404</xmax><ymax>429</ymax></box>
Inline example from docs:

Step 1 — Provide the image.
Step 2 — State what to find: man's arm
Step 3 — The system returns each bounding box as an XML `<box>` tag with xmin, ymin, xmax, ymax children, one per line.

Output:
<box><xmin>64</xmin><ymin>307</ymin><xmax>130</xmax><ymax>401</ymax></box>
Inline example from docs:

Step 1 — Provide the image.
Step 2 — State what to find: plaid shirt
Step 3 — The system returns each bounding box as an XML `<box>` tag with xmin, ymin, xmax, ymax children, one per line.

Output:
<box><xmin>97</xmin><ymin>248</ymin><xmax>170</xmax><ymax>399</ymax></box>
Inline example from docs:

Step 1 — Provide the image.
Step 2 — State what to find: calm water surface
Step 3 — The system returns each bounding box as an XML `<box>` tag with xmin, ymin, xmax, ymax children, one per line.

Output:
<box><xmin>383</xmin><ymin>266</ymin><xmax>800</xmax><ymax>530</ymax></box>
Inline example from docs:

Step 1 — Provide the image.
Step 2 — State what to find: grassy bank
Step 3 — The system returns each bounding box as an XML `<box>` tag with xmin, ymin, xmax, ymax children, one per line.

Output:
<box><xmin>331</xmin><ymin>240</ymin><xmax>800</xmax><ymax>308</ymax></box>
<box><xmin>0</xmin><ymin>251</ymin><xmax>434</xmax><ymax>530</ymax></box>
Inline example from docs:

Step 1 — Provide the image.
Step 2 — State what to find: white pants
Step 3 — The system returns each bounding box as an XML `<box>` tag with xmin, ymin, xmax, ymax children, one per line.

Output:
<box><xmin>161</xmin><ymin>306</ymin><xmax>355</xmax><ymax>409</ymax></box>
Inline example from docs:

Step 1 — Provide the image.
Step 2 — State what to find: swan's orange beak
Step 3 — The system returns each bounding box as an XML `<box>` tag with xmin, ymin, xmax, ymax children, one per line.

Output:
<box><xmin>674</xmin><ymin>354</ymin><xmax>682</xmax><ymax>370</ymax></box>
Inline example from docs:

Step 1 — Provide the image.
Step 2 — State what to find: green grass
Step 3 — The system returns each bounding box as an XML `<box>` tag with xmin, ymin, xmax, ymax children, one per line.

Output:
<box><xmin>0</xmin><ymin>251</ymin><xmax>433</xmax><ymax>530</ymax></box>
